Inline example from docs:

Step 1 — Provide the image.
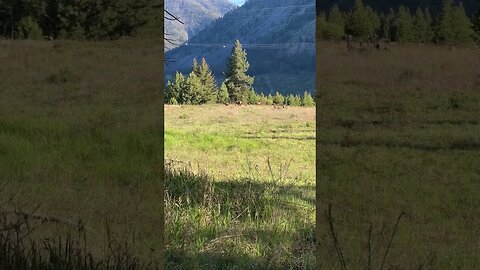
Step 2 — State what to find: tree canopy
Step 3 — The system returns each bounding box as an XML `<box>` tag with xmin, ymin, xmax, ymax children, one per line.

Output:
<box><xmin>165</xmin><ymin>41</ymin><xmax>315</xmax><ymax>107</ymax></box>
<box><xmin>0</xmin><ymin>0</ymin><xmax>158</xmax><ymax>40</ymax></box>
<box><xmin>319</xmin><ymin>0</ymin><xmax>479</xmax><ymax>44</ymax></box>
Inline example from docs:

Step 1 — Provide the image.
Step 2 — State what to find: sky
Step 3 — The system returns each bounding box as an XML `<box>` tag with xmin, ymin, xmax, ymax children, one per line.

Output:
<box><xmin>229</xmin><ymin>0</ymin><xmax>246</xmax><ymax>6</ymax></box>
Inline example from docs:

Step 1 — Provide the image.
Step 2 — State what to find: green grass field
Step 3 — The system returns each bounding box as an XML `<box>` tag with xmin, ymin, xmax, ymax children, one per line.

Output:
<box><xmin>0</xmin><ymin>39</ymin><xmax>164</xmax><ymax>266</ymax></box>
<box><xmin>317</xmin><ymin>42</ymin><xmax>480</xmax><ymax>269</ymax></box>
<box><xmin>2</xmin><ymin>38</ymin><xmax>479</xmax><ymax>269</ymax></box>
<box><xmin>0</xmin><ymin>40</ymin><xmax>316</xmax><ymax>269</ymax></box>
<box><xmin>164</xmin><ymin>105</ymin><xmax>316</xmax><ymax>269</ymax></box>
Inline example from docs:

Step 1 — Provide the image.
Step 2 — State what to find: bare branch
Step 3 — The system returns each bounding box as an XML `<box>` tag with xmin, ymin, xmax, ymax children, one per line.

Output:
<box><xmin>164</xmin><ymin>10</ymin><xmax>184</xmax><ymax>24</ymax></box>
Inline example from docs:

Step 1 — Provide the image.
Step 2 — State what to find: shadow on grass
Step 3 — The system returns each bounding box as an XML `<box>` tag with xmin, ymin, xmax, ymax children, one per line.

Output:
<box><xmin>0</xmin><ymin>210</ymin><xmax>156</xmax><ymax>270</ymax></box>
<box><xmin>164</xmin><ymin>163</ymin><xmax>315</xmax><ymax>270</ymax></box>
<box><xmin>317</xmin><ymin>138</ymin><xmax>480</xmax><ymax>152</ymax></box>
<box><xmin>239</xmin><ymin>135</ymin><xmax>315</xmax><ymax>141</ymax></box>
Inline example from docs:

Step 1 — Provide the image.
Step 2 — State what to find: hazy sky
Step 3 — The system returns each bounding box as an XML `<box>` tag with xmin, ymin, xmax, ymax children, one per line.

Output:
<box><xmin>229</xmin><ymin>0</ymin><xmax>246</xmax><ymax>6</ymax></box>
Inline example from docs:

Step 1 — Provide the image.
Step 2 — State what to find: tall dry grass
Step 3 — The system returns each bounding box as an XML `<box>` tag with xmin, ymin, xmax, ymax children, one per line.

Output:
<box><xmin>317</xmin><ymin>41</ymin><xmax>480</xmax><ymax>268</ymax></box>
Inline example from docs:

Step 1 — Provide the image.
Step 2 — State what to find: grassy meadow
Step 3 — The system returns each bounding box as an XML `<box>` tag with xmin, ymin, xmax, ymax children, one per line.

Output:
<box><xmin>317</xmin><ymin>41</ymin><xmax>480</xmax><ymax>269</ymax></box>
<box><xmin>0</xmin><ymin>39</ymin><xmax>316</xmax><ymax>269</ymax></box>
<box><xmin>164</xmin><ymin>105</ymin><xmax>316</xmax><ymax>269</ymax></box>
<box><xmin>0</xmin><ymin>39</ymin><xmax>164</xmax><ymax>267</ymax></box>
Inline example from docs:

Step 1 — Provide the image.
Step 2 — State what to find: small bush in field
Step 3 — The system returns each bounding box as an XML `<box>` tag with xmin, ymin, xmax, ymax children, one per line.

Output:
<box><xmin>18</xmin><ymin>17</ymin><xmax>43</xmax><ymax>40</ymax></box>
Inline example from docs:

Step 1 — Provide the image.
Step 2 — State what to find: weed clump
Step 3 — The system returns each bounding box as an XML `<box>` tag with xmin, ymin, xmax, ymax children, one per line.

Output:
<box><xmin>0</xmin><ymin>201</ymin><xmax>156</xmax><ymax>270</ymax></box>
<box><xmin>46</xmin><ymin>68</ymin><xmax>78</xmax><ymax>84</ymax></box>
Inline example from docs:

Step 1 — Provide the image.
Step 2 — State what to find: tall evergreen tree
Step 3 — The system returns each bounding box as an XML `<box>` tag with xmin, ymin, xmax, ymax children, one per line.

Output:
<box><xmin>258</xmin><ymin>93</ymin><xmax>267</xmax><ymax>105</ymax></box>
<box><xmin>302</xmin><ymin>91</ymin><xmax>315</xmax><ymax>107</ymax></box>
<box><xmin>217</xmin><ymin>82</ymin><xmax>230</xmax><ymax>104</ymax></box>
<box><xmin>265</xmin><ymin>94</ymin><xmax>274</xmax><ymax>105</ymax></box>
<box><xmin>17</xmin><ymin>16</ymin><xmax>42</xmax><ymax>39</ymax></box>
<box><xmin>272</xmin><ymin>92</ymin><xmax>285</xmax><ymax>105</ymax></box>
<box><xmin>393</xmin><ymin>6</ymin><xmax>414</xmax><ymax>42</ymax></box>
<box><xmin>183</xmin><ymin>72</ymin><xmax>202</xmax><ymax>105</ymax></box>
<box><xmin>328</xmin><ymin>4</ymin><xmax>344</xmax><ymax>27</ymax></box>
<box><xmin>196</xmin><ymin>58</ymin><xmax>217</xmax><ymax>104</ymax></box>
<box><xmin>319</xmin><ymin>14</ymin><xmax>344</xmax><ymax>40</ymax></box>
<box><xmin>287</xmin><ymin>94</ymin><xmax>301</xmax><ymax>106</ymax></box>
<box><xmin>474</xmin><ymin>1</ymin><xmax>480</xmax><ymax>42</ymax></box>
<box><xmin>224</xmin><ymin>40</ymin><xmax>254</xmax><ymax>104</ymax></box>
<box><xmin>413</xmin><ymin>7</ymin><xmax>429</xmax><ymax>42</ymax></box>
<box><xmin>473</xmin><ymin>0</ymin><xmax>480</xmax><ymax>43</ymax></box>
<box><xmin>192</xmin><ymin>58</ymin><xmax>199</xmax><ymax>75</ymax></box>
<box><xmin>381</xmin><ymin>9</ymin><xmax>395</xmax><ymax>40</ymax></box>
<box><xmin>346</xmin><ymin>0</ymin><xmax>380</xmax><ymax>40</ymax></box>
<box><xmin>165</xmin><ymin>71</ymin><xmax>185</xmax><ymax>104</ymax></box>
<box><xmin>436</xmin><ymin>0</ymin><xmax>456</xmax><ymax>43</ymax></box>
<box><xmin>425</xmin><ymin>8</ymin><xmax>435</xmax><ymax>42</ymax></box>
<box><xmin>451</xmin><ymin>2</ymin><xmax>475</xmax><ymax>43</ymax></box>
<box><xmin>248</xmin><ymin>88</ymin><xmax>259</xmax><ymax>105</ymax></box>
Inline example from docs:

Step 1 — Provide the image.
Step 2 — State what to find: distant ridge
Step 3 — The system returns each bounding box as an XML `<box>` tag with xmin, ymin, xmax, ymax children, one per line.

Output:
<box><xmin>165</xmin><ymin>0</ymin><xmax>316</xmax><ymax>95</ymax></box>
<box><xmin>165</xmin><ymin>0</ymin><xmax>237</xmax><ymax>51</ymax></box>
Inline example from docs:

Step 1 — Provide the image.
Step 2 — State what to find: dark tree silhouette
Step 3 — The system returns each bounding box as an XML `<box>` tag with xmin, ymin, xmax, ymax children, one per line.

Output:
<box><xmin>163</xmin><ymin>8</ymin><xmax>183</xmax><ymax>65</ymax></box>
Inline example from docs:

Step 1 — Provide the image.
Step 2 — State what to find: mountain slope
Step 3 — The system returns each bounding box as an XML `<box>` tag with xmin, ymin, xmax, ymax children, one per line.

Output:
<box><xmin>165</xmin><ymin>0</ymin><xmax>316</xmax><ymax>94</ymax></box>
<box><xmin>165</xmin><ymin>0</ymin><xmax>236</xmax><ymax>50</ymax></box>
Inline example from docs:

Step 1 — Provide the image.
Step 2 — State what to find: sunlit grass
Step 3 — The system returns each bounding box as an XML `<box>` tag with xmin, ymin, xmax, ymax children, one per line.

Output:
<box><xmin>165</xmin><ymin>105</ymin><xmax>315</xmax><ymax>269</ymax></box>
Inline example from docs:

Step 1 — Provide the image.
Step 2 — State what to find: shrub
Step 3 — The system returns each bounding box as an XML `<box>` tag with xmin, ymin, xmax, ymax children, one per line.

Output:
<box><xmin>302</xmin><ymin>91</ymin><xmax>315</xmax><ymax>107</ymax></box>
<box><xmin>248</xmin><ymin>88</ymin><xmax>260</xmax><ymax>104</ymax></box>
<box><xmin>266</xmin><ymin>94</ymin><xmax>274</xmax><ymax>105</ymax></box>
<box><xmin>17</xmin><ymin>17</ymin><xmax>42</xmax><ymax>40</ymax></box>
<box><xmin>272</xmin><ymin>92</ymin><xmax>285</xmax><ymax>105</ymax></box>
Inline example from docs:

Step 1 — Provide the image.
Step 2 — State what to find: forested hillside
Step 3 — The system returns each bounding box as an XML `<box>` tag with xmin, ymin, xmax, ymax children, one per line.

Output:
<box><xmin>0</xmin><ymin>0</ymin><xmax>161</xmax><ymax>40</ymax></box>
<box><xmin>165</xmin><ymin>0</ymin><xmax>316</xmax><ymax>94</ymax></box>
<box><xmin>318</xmin><ymin>0</ymin><xmax>478</xmax><ymax>15</ymax></box>
<box><xmin>318</xmin><ymin>0</ymin><xmax>480</xmax><ymax>44</ymax></box>
<box><xmin>165</xmin><ymin>0</ymin><xmax>236</xmax><ymax>51</ymax></box>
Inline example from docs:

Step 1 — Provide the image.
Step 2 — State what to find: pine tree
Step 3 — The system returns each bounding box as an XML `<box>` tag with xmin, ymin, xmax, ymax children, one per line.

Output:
<box><xmin>294</xmin><ymin>95</ymin><xmax>302</xmax><ymax>106</ymax></box>
<box><xmin>451</xmin><ymin>3</ymin><xmax>475</xmax><ymax>44</ymax></box>
<box><xmin>436</xmin><ymin>0</ymin><xmax>456</xmax><ymax>43</ymax></box>
<box><xmin>192</xmin><ymin>58</ymin><xmax>199</xmax><ymax>75</ymax></box>
<box><xmin>473</xmin><ymin>2</ymin><xmax>480</xmax><ymax>42</ymax></box>
<box><xmin>381</xmin><ymin>9</ymin><xmax>395</xmax><ymax>40</ymax></box>
<box><xmin>197</xmin><ymin>58</ymin><xmax>217</xmax><ymax>104</ymax></box>
<box><xmin>424</xmin><ymin>8</ymin><xmax>435</xmax><ymax>42</ymax></box>
<box><xmin>224</xmin><ymin>40</ymin><xmax>254</xmax><ymax>104</ymax></box>
<box><xmin>318</xmin><ymin>11</ymin><xmax>327</xmax><ymax>23</ymax></box>
<box><xmin>412</xmin><ymin>8</ymin><xmax>428</xmax><ymax>42</ymax></box>
<box><xmin>319</xmin><ymin>17</ymin><xmax>344</xmax><ymax>40</ymax></box>
<box><xmin>286</xmin><ymin>95</ymin><xmax>294</xmax><ymax>106</ymax></box>
<box><xmin>266</xmin><ymin>94</ymin><xmax>274</xmax><ymax>105</ymax></box>
<box><xmin>302</xmin><ymin>91</ymin><xmax>315</xmax><ymax>107</ymax></box>
<box><xmin>217</xmin><ymin>82</ymin><xmax>230</xmax><ymax>104</ymax></box>
<box><xmin>166</xmin><ymin>71</ymin><xmax>185</xmax><ymax>104</ymax></box>
<box><xmin>0</xmin><ymin>0</ymin><xmax>154</xmax><ymax>40</ymax></box>
<box><xmin>248</xmin><ymin>88</ymin><xmax>259</xmax><ymax>104</ymax></box>
<box><xmin>394</xmin><ymin>6</ymin><xmax>414</xmax><ymax>42</ymax></box>
<box><xmin>329</xmin><ymin>4</ymin><xmax>344</xmax><ymax>27</ymax></box>
<box><xmin>258</xmin><ymin>93</ymin><xmax>267</xmax><ymax>105</ymax></box>
<box><xmin>183</xmin><ymin>72</ymin><xmax>202</xmax><ymax>105</ymax></box>
<box><xmin>287</xmin><ymin>94</ymin><xmax>301</xmax><ymax>106</ymax></box>
<box><xmin>17</xmin><ymin>16</ymin><xmax>42</xmax><ymax>39</ymax></box>
<box><xmin>273</xmin><ymin>92</ymin><xmax>285</xmax><ymax>105</ymax></box>
<box><xmin>346</xmin><ymin>0</ymin><xmax>380</xmax><ymax>40</ymax></box>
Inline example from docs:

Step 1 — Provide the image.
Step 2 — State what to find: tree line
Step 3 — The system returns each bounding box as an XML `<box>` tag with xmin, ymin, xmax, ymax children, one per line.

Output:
<box><xmin>319</xmin><ymin>0</ymin><xmax>480</xmax><ymax>44</ymax></box>
<box><xmin>0</xmin><ymin>0</ymin><xmax>159</xmax><ymax>40</ymax></box>
<box><xmin>165</xmin><ymin>40</ymin><xmax>315</xmax><ymax>106</ymax></box>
